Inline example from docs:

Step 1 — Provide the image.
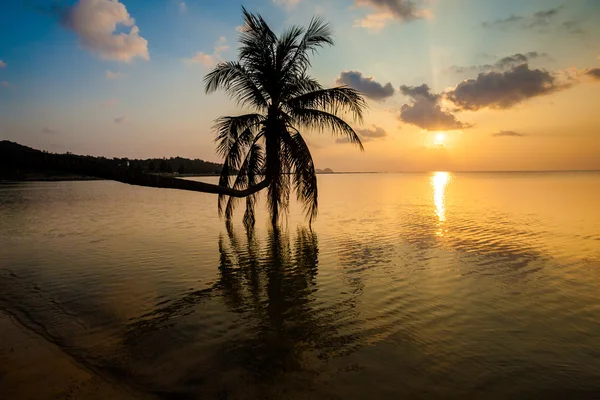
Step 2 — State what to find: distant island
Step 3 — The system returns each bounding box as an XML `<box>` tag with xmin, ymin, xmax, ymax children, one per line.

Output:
<box><xmin>315</xmin><ymin>168</ymin><xmax>334</xmax><ymax>174</ymax></box>
<box><xmin>0</xmin><ymin>141</ymin><xmax>222</xmax><ymax>181</ymax></box>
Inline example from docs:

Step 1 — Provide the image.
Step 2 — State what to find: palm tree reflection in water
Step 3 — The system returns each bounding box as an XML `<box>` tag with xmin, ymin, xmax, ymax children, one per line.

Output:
<box><xmin>217</xmin><ymin>226</ymin><xmax>325</xmax><ymax>376</ymax></box>
<box><xmin>126</xmin><ymin>225</ymin><xmax>363</xmax><ymax>394</ymax></box>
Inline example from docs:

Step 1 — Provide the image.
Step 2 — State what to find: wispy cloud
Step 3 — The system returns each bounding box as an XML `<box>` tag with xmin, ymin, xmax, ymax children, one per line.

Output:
<box><xmin>185</xmin><ymin>53</ymin><xmax>218</xmax><ymax>67</ymax></box>
<box><xmin>0</xmin><ymin>60</ymin><xmax>6</xmax><ymax>68</ymax></box>
<box><xmin>353</xmin><ymin>0</ymin><xmax>431</xmax><ymax>32</ymax></box>
<box><xmin>183</xmin><ymin>36</ymin><xmax>229</xmax><ymax>68</ymax></box>
<box><xmin>335</xmin><ymin>70</ymin><xmax>395</xmax><ymax>101</ymax></box>
<box><xmin>105</xmin><ymin>70</ymin><xmax>125</xmax><ymax>80</ymax></box>
<box><xmin>42</xmin><ymin>127</ymin><xmax>59</xmax><ymax>134</ymax></box>
<box><xmin>59</xmin><ymin>0</ymin><xmax>149</xmax><ymax>62</ymax></box>
<box><xmin>273</xmin><ymin>0</ymin><xmax>301</xmax><ymax>10</ymax></box>
<box><xmin>1</xmin><ymin>81</ymin><xmax>10</xmax><ymax>88</ymax></box>
<box><xmin>480</xmin><ymin>6</ymin><xmax>584</xmax><ymax>35</ymax></box>
<box><xmin>179</xmin><ymin>1</ymin><xmax>187</xmax><ymax>13</ymax></box>
<box><xmin>447</xmin><ymin>52</ymin><xmax>550</xmax><ymax>74</ymax></box>
<box><xmin>561</xmin><ymin>20</ymin><xmax>585</xmax><ymax>35</ymax></box>
<box><xmin>336</xmin><ymin>125</ymin><xmax>387</xmax><ymax>144</ymax></box>
<box><xmin>482</xmin><ymin>7</ymin><xmax>563</xmax><ymax>30</ymax></box>
<box><xmin>357</xmin><ymin>125</ymin><xmax>387</xmax><ymax>139</ymax></box>
<box><xmin>114</xmin><ymin>115</ymin><xmax>129</xmax><ymax>124</ymax></box>
<box><xmin>492</xmin><ymin>131</ymin><xmax>526</xmax><ymax>137</ymax></box>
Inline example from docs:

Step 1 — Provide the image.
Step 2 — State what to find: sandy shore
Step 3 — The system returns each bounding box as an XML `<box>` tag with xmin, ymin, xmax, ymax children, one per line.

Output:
<box><xmin>0</xmin><ymin>310</ymin><xmax>151</xmax><ymax>400</ymax></box>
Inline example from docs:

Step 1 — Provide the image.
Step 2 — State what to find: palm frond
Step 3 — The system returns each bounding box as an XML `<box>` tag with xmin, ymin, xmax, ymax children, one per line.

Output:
<box><xmin>287</xmin><ymin>108</ymin><xmax>364</xmax><ymax>151</ymax></box>
<box><xmin>213</xmin><ymin>113</ymin><xmax>264</xmax><ymax>158</ymax></box>
<box><xmin>303</xmin><ymin>15</ymin><xmax>334</xmax><ymax>51</ymax></box>
<box><xmin>238</xmin><ymin>8</ymin><xmax>278</xmax><ymax>97</ymax></box>
<box><xmin>276</xmin><ymin>25</ymin><xmax>305</xmax><ymax>71</ymax></box>
<box><xmin>224</xmin><ymin>141</ymin><xmax>265</xmax><ymax>223</ymax></box>
<box><xmin>285</xmin><ymin>86</ymin><xmax>367</xmax><ymax>121</ymax></box>
<box><xmin>281</xmin><ymin>15</ymin><xmax>333</xmax><ymax>79</ymax></box>
<box><xmin>281</xmin><ymin>129</ymin><xmax>318</xmax><ymax>223</ymax></box>
<box><xmin>204</xmin><ymin>62</ymin><xmax>269</xmax><ymax>110</ymax></box>
<box><xmin>215</xmin><ymin>117</ymin><xmax>263</xmax><ymax>216</ymax></box>
<box><xmin>240</xmin><ymin>7</ymin><xmax>278</xmax><ymax>46</ymax></box>
<box><xmin>243</xmin><ymin>143</ymin><xmax>264</xmax><ymax>228</ymax></box>
<box><xmin>281</xmin><ymin>72</ymin><xmax>323</xmax><ymax>100</ymax></box>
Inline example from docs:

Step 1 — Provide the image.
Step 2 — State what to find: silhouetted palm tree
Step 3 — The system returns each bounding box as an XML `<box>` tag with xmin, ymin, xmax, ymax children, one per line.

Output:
<box><xmin>204</xmin><ymin>8</ymin><xmax>367</xmax><ymax>226</ymax></box>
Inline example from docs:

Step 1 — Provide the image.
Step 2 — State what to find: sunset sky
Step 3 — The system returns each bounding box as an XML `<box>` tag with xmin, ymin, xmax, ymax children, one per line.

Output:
<box><xmin>1</xmin><ymin>0</ymin><xmax>599</xmax><ymax>171</ymax></box>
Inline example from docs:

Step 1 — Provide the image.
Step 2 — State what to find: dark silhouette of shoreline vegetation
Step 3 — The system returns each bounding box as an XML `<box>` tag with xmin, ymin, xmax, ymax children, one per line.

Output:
<box><xmin>0</xmin><ymin>141</ymin><xmax>222</xmax><ymax>181</ymax></box>
<box><xmin>1</xmin><ymin>8</ymin><xmax>367</xmax><ymax>227</ymax></box>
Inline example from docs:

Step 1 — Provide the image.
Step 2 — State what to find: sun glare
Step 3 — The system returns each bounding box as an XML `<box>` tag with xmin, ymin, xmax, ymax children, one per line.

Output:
<box><xmin>434</xmin><ymin>133</ymin><xmax>446</xmax><ymax>146</ymax></box>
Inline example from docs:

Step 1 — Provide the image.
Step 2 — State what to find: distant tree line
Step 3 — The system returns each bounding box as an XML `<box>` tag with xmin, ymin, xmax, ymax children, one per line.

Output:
<box><xmin>121</xmin><ymin>156</ymin><xmax>222</xmax><ymax>175</ymax></box>
<box><xmin>0</xmin><ymin>141</ymin><xmax>222</xmax><ymax>181</ymax></box>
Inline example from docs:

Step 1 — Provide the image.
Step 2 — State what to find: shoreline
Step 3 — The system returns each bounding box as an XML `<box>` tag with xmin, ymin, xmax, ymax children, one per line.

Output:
<box><xmin>0</xmin><ymin>309</ymin><xmax>151</xmax><ymax>399</ymax></box>
<box><xmin>0</xmin><ymin>176</ymin><xmax>103</xmax><ymax>183</ymax></box>
<box><xmin>0</xmin><ymin>171</ymin><xmax>376</xmax><ymax>183</ymax></box>
<box><xmin>3</xmin><ymin>170</ymin><xmax>598</xmax><ymax>184</ymax></box>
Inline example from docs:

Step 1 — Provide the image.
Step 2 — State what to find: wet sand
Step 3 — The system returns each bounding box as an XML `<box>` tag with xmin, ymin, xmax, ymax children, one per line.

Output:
<box><xmin>0</xmin><ymin>310</ymin><xmax>150</xmax><ymax>400</ymax></box>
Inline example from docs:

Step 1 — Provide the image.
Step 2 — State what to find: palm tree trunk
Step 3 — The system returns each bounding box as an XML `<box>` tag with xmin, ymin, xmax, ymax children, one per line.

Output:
<box><xmin>265</xmin><ymin>120</ymin><xmax>282</xmax><ymax>225</ymax></box>
<box><xmin>107</xmin><ymin>171</ymin><xmax>270</xmax><ymax>197</ymax></box>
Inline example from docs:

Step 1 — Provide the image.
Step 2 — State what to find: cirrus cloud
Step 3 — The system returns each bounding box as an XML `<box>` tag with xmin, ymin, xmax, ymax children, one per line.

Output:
<box><xmin>0</xmin><ymin>60</ymin><xmax>6</xmax><ymax>68</ymax></box>
<box><xmin>62</xmin><ymin>0</ymin><xmax>149</xmax><ymax>62</ymax></box>
<box><xmin>114</xmin><ymin>115</ymin><xmax>129</xmax><ymax>124</ymax></box>
<box><xmin>336</xmin><ymin>70</ymin><xmax>395</xmax><ymax>101</ymax></box>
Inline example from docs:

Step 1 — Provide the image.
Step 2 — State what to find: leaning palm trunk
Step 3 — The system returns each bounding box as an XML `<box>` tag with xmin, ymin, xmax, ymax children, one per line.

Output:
<box><xmin>205</xmin><ymin>7</ymin><xmax>366</xmax><ymax>227</ymax></box>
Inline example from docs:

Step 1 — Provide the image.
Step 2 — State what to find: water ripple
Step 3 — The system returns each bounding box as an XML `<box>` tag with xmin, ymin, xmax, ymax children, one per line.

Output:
<box><xmin>1</xmin><ymin>173</ymin><xmax>600</xmax><ymax>398</ymax></box>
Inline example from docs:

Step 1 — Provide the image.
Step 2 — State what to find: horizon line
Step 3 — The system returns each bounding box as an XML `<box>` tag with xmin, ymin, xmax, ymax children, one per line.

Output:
<box><xmin>323</xmin><ymin>170</ymin><xmax>600</xmax><ymax>174</ymax></box>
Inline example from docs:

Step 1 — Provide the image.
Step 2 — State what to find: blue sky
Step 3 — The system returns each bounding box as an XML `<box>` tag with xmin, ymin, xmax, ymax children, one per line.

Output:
<box><xmin>1</xmin><ymin>0</ymin><xmax>599</xmax><ymax>171</ymax></box>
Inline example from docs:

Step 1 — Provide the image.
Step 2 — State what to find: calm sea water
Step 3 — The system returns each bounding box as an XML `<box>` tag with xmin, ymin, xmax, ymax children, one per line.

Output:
<box><xmin>1</xmin><ymin>172</ymin><xmax>599</xmax><ymax>399</ymax></box>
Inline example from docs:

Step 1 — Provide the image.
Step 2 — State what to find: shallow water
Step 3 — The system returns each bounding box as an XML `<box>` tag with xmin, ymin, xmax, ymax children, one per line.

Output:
<box><xmin>1</xmin><ymin>172</ymin><xmax>599</xmax><ymax>399</ymax></box>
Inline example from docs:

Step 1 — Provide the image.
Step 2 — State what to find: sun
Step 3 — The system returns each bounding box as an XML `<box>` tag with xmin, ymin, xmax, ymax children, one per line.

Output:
<box><xmin>434</xmin><ymin>132</ymin><xmax>446</xmax><ymax>146</ymax></box>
